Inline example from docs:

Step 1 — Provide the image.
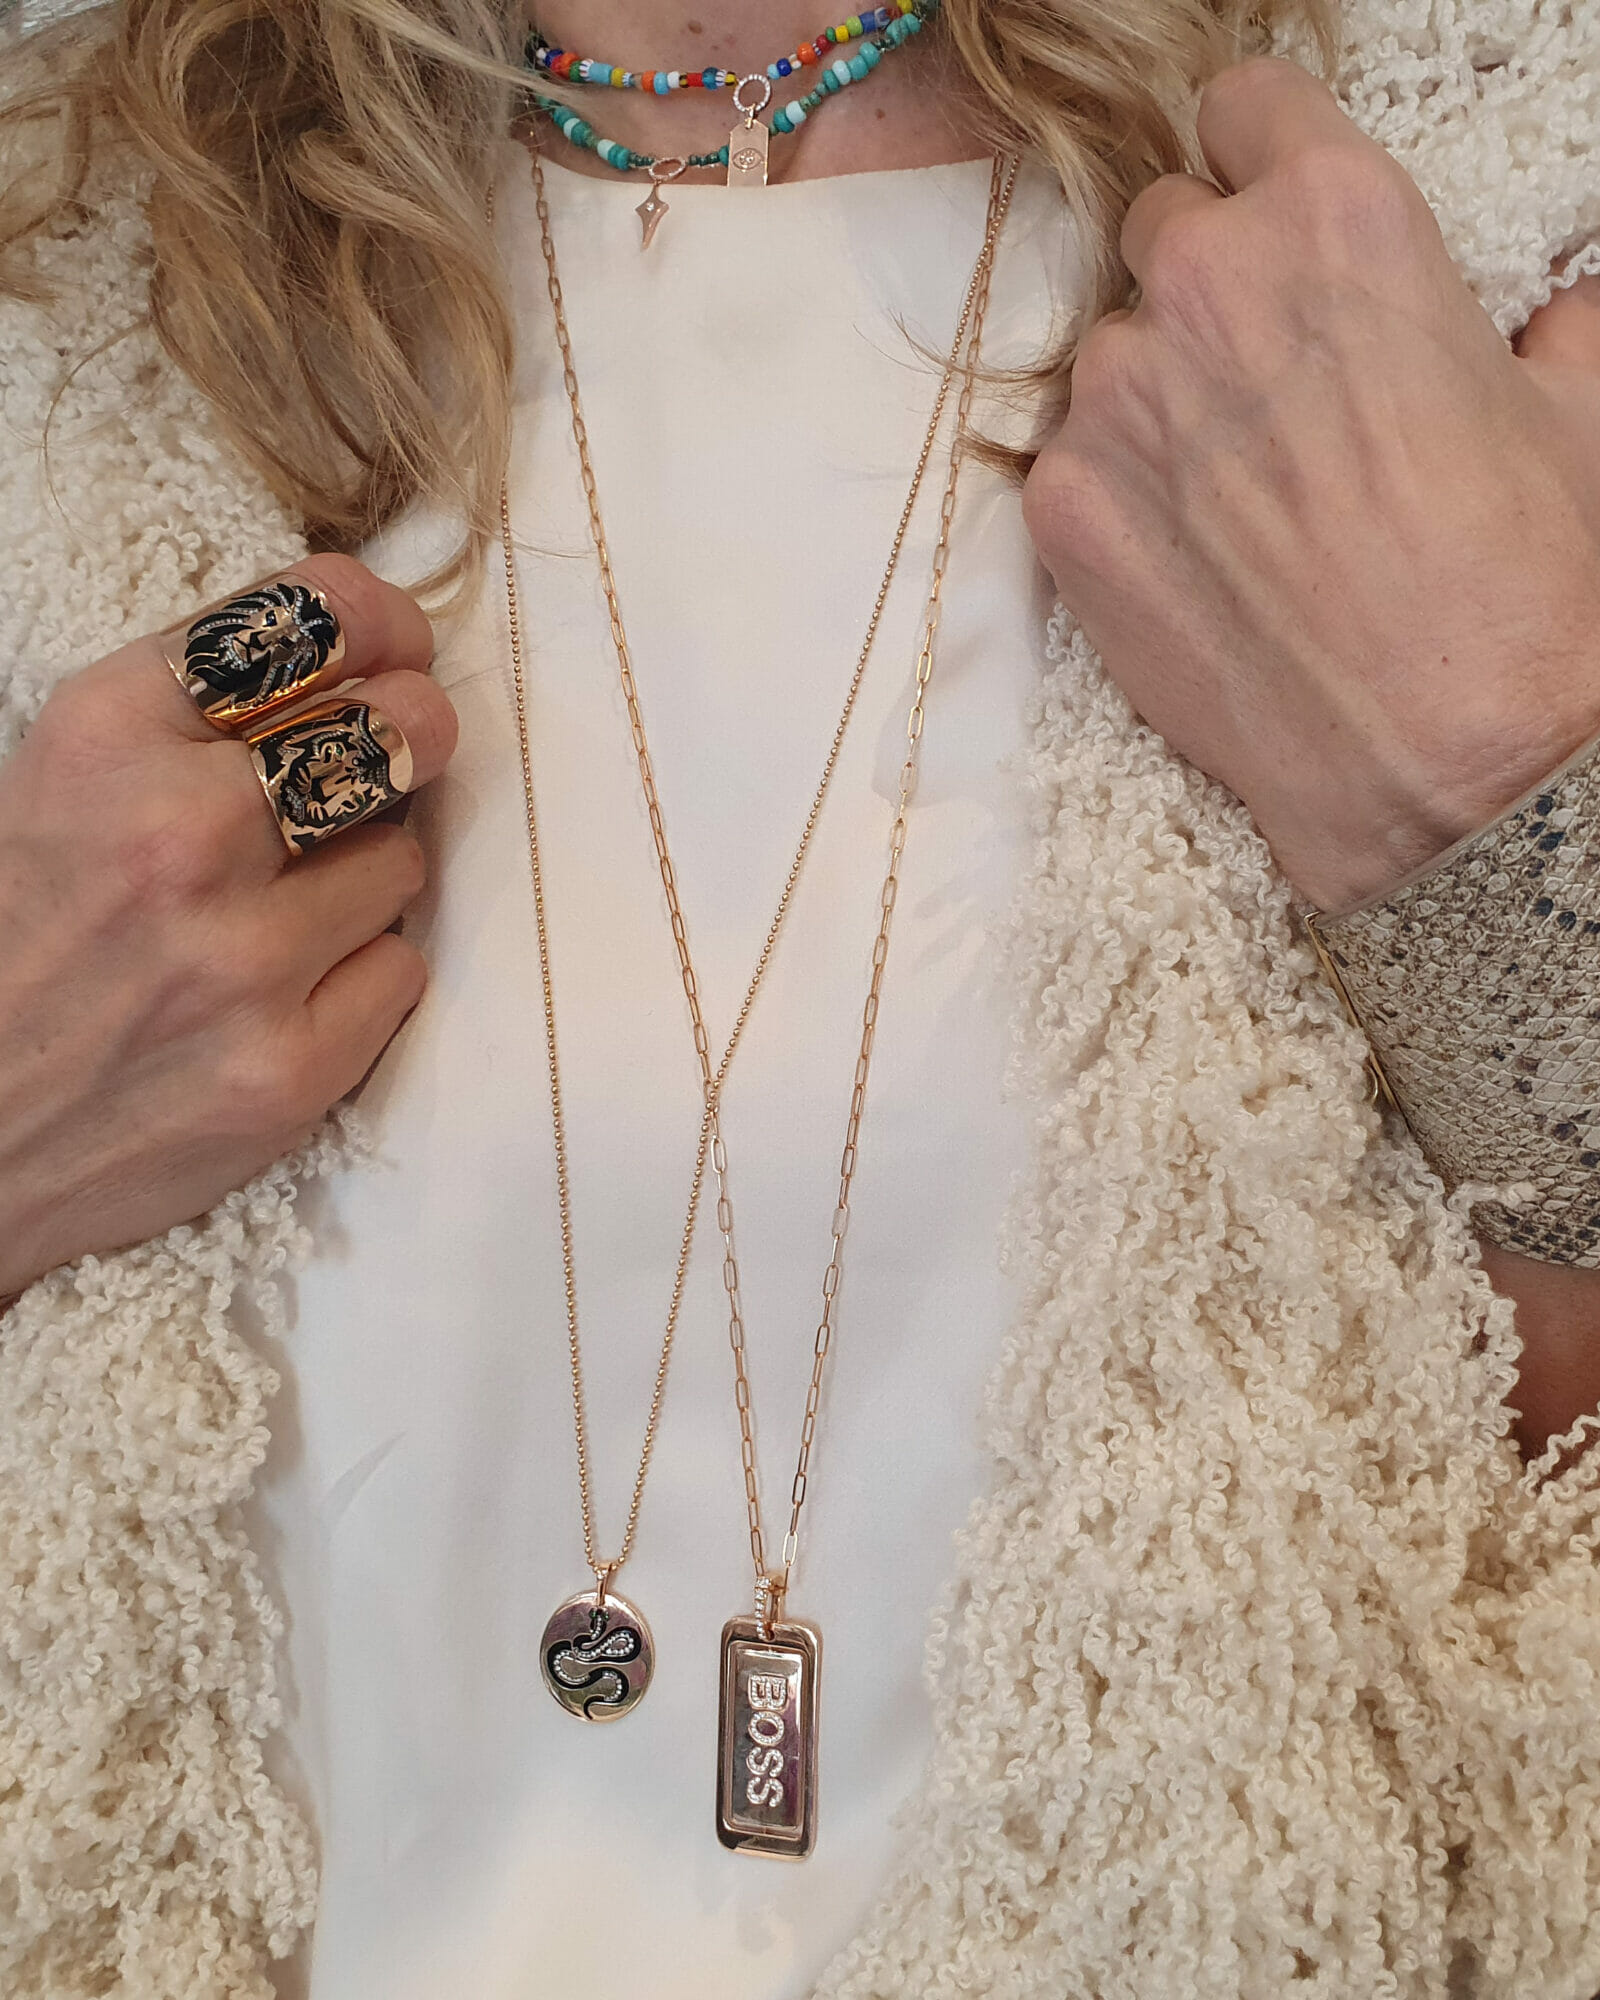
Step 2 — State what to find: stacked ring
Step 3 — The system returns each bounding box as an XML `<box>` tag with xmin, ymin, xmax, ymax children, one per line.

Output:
<box><xmin>161</xmin><ymin>577</ymin><xmax>415</xmax><ymax>856</ymax></box>
<box><xmin>245</xmin><ymin>698</ymin><xmax>414</xmax><ymax>857</ymax></box>
<box><xmin>159</xmin><ymin>579</ymin><xmax>347</xmax><ymax>731</ymax></box>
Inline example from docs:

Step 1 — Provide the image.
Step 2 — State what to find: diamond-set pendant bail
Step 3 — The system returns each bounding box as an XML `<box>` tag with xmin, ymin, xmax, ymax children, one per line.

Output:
<box><xmin>753</xmin><ymin>1570</ymin><xmax>786</xmax><ymax>1640</ymax></box>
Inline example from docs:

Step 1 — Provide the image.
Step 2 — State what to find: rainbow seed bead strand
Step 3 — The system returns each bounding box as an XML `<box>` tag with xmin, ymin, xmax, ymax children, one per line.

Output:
<box><xmin>527</xmin><ymin>2</ymin><xmax>930</xmax><ymax>97</ymax></box>
<box><xmin>769</xmin><ymin>5</ymin><xmax>931</xmax><ymax>134</ymax></box>
<box><xmin>524</xmin><ymin>1</ymin><xmax>939</xmax><ymax>181</ymax></box>
<box><xmin>765</xmin><ymin>2</ymin><xmax>923</xmax><ymax>79</ymax></box>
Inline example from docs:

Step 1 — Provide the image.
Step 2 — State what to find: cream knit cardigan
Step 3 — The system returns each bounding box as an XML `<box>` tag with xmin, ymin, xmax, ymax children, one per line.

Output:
<box><xmin>4</xmin><ymin>3</ymin><xmax>1600</xmax><ymax>1995</ymax></box>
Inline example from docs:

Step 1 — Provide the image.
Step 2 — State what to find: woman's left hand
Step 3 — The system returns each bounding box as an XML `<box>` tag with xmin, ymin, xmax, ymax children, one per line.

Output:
<box><xmin>1022</xmin><ymin>56</ymin><xmax>1600</xmax><ymax>916</ymax></box>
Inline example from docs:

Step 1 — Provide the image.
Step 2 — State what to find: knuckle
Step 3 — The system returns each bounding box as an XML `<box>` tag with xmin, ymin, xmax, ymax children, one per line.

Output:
<box><xmin>352</xmin><ymin>821</ymin><xmax>428</xmax><ymax>902</ymax></box>
<box><xmin>388</xmin><ymin>828</ymin><xmax>428</xmax><ymax>900</ymax></box>
<box><xmin>1518</xmin><ymin>280</ymin><xmax>1600</xmax><ymax>365</ymax></box>
<box><xmin>1066</xmin><ymin>316</ymin><xmax>1138</xmax><ymax>410</ymax></box>
<box><xmin>370</xmin><ymin>670</ymin><xmax>458</xmax><ymax>771</ymax></box>
<box><xmin>1140</xmin><ymin>209</ymin><xmax>1224</xmax><ymax>303</ymax></box>
<box><xmin>373</xmin><ymin>940</ymin><xmax>429</xmax><ymax>1037</ymax></box>
<box><xmin>425</xmin><ymin>688</ymin><xmax>460</xmax><ymax>771</ymax></box>
<box><xmin>215</xmin><ymin>1033</ymin><xmax>322</xmax><ymax>1137</ymax></box>
<box><xmin>332</xmin><ymin>938</ymin><xmax>427</xmax><ymax>1079</ymax></box>
<box><xmin>113</xmin><ymin>798</ymin><xmax>227</xmax><ymax>908</ymax></box>
<box><xmin>114</xmin><ymin>755</ymin><xmax>270</xmax><ymax>905</ymax></box>
<box><xmin>375</xmin><ymin>932</ymin><xmax>427</xmax><ymax>1006</ymax></box>
<box><xmin>25</xmin><ymin>671</ymin><xmax>125</xmax><ymax>777</ymax></box>
<box><xmin>308</xmin><ymin>820</ymin><xmax>428</xmax><ymax>908</ymax></box>
<box><xmin>1022</xmin><ymin>445</ymin><xmax>1101</xmax><ymax>565</ymax></box>
<box><xmin>205</xmin><ymin>746</ymin><xmax>280</xmax><ymax>842</ymax></box>
<box><xmin>31</xmin><ymin>669</ymin><xmax>94</xmax><ymax>735</ymax></box>
<box><xmin>1197</xmin><ymin>55</ymin><xmax>1291</xmax><ymax>134</ymax></box>
<box><xmin>165</xmin><ymin>922</ymin><xmax>262</xmax><ymax>1025</ymax></box>
<box><xmin>1283</xmin><ymin>145</ymin><xmax>1419</xmax><ymax>250</ymax></box>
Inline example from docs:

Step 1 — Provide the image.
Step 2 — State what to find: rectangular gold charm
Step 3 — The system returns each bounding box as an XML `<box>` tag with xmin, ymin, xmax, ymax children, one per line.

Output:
<box><xmin>726</xmin><ymin>118</ymin><xmax>770</xmax><ymax>188</ymax></box>
<box><xmin>716</xmin><ymin>1616</ymin><xmax>820</xmax><ymax>1858</ymax></box>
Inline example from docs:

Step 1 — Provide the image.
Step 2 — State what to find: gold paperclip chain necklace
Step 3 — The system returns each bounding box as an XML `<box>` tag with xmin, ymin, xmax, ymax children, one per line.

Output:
<box><xmin>707</xmin><ymin>174</ymin><xmax>1011</xmax><ymax>1856</ymax></box>
<box><xmin>505</xmin><ymin>145</ymin><xmax>1014</xmax><ymax>1830</ymax></box>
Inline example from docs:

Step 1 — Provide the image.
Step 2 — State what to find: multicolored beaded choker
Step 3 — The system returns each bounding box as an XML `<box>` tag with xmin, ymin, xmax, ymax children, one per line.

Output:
<box><xmin>522</xmin><ymin>0</ymin><xmax>939</xmax><ymax>244</ymax></box>
<box><xmin>526</xmin><ymin>2</ymin><xmax>925</xmax><ymax>95</ymax></box>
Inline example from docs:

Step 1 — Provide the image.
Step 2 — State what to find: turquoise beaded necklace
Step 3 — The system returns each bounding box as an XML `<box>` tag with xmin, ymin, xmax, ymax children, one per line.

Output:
<box><xmin>522</xmin><ymin>0</ymin><xmax>939</xmax><ymax>244</ymax></box>
<box><xmin>526</xmin><ymin>93</ymin><xmax>729</xmax><ymax>181</ymax></box>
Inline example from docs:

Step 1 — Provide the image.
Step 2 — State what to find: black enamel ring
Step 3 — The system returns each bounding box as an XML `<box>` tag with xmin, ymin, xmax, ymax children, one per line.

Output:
<box><xmin>160</xmin><ymin>579</ymin><xmax>346</xmax><ymax>733</ymax></box>
<box><xmin>244</xmin><ymin>697</ymin><xmax>414</xmax><ymax>858</ymax></box>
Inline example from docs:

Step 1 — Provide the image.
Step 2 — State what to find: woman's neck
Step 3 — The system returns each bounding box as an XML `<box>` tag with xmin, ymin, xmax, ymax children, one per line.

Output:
<box><xmin>525</xmin><ymin>3</ymin><xmax>987</xmax><ymax>183</ymax></box>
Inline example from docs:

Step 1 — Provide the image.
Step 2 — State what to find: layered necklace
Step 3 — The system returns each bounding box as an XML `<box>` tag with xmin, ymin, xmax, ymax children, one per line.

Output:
<box><xmin>501</xmin><ymin>127</ymin><xmax>1015</xmax><ymax>1855</ymax></box>
<box><xmin>522</xmin><ymin>1</ymin><xmax>939</xmax><ymax>243</ymax></box>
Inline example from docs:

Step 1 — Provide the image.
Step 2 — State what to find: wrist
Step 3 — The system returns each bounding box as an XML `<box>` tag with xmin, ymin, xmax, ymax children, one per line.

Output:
<box><xmin>1307</xmin><ymin>723</ymin><xmax>1600</xmax><ymax>1270</ymax></box>
<box><xmin>1285</xmin><ymin>698</ymin><xmax>1600</xmax><ymax>917</ymax></box>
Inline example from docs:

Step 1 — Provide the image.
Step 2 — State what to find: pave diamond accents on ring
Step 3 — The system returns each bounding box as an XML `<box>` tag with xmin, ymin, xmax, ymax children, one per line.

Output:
<box><xmin>175</xmin><ymin>580</ymin><xmax>344</xmax><ymax>731</ymax></box>
<box><xmin>540</xmin><ymin>1589</ymin><xmax>655</xmax><ymax>1720</ymax></box>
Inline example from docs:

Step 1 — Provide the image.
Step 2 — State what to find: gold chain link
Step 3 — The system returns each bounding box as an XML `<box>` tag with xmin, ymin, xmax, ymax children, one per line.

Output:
<box><xmin>707</xmin><ymin>159</ymin><xmax>1016</xmax><ymax>1599</ymax></box>
<box><xmin>503</xmin><ymin>144</ymin><xmax>1017</xmax><ymax>1594</ymax></box>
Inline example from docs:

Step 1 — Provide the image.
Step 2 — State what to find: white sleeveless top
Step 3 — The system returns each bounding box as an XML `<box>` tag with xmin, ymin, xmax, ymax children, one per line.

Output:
<box><xmin>256</xmin><ymin>149</ymin><xmax>1085</xmax><ymax>2000</ymax></box>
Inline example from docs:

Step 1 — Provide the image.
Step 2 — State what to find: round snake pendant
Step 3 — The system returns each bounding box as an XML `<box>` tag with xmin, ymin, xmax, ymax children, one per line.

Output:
<box><xmin>540</xmin><ymin>1587</ymin><xmax>654</xmax><ymax>1721</ymax></box>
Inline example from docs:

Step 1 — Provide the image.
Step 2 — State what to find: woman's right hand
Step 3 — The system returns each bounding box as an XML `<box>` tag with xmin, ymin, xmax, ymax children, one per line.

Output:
<box><xmin>0</xmin><ymin>554</ymin><xmax>458</xmax><ymax>1302</ymax></box>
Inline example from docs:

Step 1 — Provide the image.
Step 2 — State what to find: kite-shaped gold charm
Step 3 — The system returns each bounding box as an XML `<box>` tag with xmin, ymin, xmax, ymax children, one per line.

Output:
<box><xmin>636</xmin><ymin>183</ymin><xmax>669</xmax><ymax>251</ymax></box>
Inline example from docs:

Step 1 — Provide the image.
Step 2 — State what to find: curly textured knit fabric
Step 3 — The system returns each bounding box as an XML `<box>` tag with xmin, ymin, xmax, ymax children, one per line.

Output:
<box><xmin>2</xmin><ymin>0</ymin><xmax>1600</xmax><ymax>1992</ymax></box>
<box><xmin>0</xmin><ymin>138</ymin><xmax>331</xmax><ymax>2000</ymax></box>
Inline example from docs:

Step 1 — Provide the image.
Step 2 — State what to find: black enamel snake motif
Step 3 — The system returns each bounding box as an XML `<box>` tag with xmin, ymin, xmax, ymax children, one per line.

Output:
<box><xmin>545</xmin><ymin>1603</ymin><xmax>644</xmax><ymax>1718</ymax></box>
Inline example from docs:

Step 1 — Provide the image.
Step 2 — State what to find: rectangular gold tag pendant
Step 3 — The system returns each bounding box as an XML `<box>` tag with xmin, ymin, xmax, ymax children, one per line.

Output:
<box><xmin>716</xmin><ymin>1616</ymin><xmax>820</xmax><ymax>1857</ymax></box>
<box><xmin>726</xmin><ymin>118</ymin><xmax>770</xmax><ymax>188</ymax></box>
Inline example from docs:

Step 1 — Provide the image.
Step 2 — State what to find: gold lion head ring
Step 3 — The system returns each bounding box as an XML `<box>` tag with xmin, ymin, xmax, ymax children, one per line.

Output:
<box><xmin>158</xmin><ymin>579</ymin><xmax>415</xmax><ymax>855</ymax></box>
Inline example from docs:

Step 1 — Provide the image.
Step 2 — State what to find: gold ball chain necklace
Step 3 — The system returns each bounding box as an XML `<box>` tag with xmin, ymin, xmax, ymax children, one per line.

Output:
<box><xmin>501</xmin><ymin>142</ymin><xmax>1017</xmax><ymax>1857</ymax></box>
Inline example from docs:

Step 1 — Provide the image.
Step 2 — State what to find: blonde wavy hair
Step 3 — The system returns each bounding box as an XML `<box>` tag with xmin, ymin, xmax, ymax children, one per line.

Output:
<box><xmin>1</xmin><ymin>0</ymin><xmax>1333</xmax><ymax>591</ymax></box>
